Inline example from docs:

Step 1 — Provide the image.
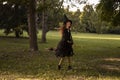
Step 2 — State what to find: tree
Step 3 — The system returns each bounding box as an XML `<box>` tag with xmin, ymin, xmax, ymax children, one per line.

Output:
<box><xmin>37</xmin><ymin>0</ymin><xmax>64</xmax><ymax>43</ymax></box>
<box><xmin>27</xmin><ymin>0</ymin><xmax>38</xmax><ymax>51</ymax></box>
<box><xmin>80</xmin><ymin>5</ymin><xmax>96</xmax><ymax>33</ymax></box>
<box><xmin>0</xmin><ymin>2</ymin><xmax>27</xmax><ymax>38</ymax></box>
<box><xmin>96</xmin><ymin>0</ymin><xmax>120</xmax><ymax>26</ymax></box>
<box><xmin>72</xmin><ymin>9</ymin><xmax>81</xmax><ymax>33</ymax></box>
<box><xmin>0</xmin><ymin>0</ymin><xmax>38</xmax><ymax>51</ymax></box>
<box><xmin>41</xmin><ymin>0</ymin><xmax>48</xmax><ymax>43</ymax></box>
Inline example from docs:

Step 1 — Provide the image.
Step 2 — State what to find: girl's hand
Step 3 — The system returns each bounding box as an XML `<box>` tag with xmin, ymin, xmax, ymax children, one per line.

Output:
<box><xmin>67</xmin><ymin>41</ymin><xmax>73</xmax><ymax>45</ymax></box>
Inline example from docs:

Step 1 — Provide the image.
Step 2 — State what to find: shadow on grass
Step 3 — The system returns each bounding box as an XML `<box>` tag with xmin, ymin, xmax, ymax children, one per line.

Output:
<box><xmin>0</xmin><ymin>36</ymin><xmax>29</xmax><ymax>39</ymax></box>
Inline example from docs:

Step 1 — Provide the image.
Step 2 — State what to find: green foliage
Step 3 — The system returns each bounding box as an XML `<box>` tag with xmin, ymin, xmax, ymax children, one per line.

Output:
<box><xmin>97</xmin><ymin>0</ymin><xmax>120</xmax><ymax>26</ymax></box>
<box><xmin>0</xmin><ymin>1</ymin><xmax>28</xmax><ymax>37</ymax></box>
<box><xmin>37</xmin><ymin>0</ymin><xmax>64</xmax><ymax>30</ymax></box>
<box><xmin>0</xmin><ymin>0</ymin><xmax>120</xmax><ymax>36</ymax></box>
<box><xmin>112</xmin><ymin>12</ymin><xmax>120</xmax><ymax>26</ymax></box>
<box><xmin>71</xmin><ymin>9</ymin><xmax>81</xmax><ymax>32</ymax></box>
<box><xmin>108</xmin><ymin>25</ymin><xmax>120</xmax><ymax>34</ymax></box>
<box><xmin>80</xmin><ymin>5</ymin><xmax>96</xmax><ymax>33</ymax></box>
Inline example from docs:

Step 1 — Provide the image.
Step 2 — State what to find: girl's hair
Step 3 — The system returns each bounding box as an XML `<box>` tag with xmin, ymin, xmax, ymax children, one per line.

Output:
<box><xmin>59</xmin><ymin>26</ymin><xmax>66</xmax><ymax>36</ymax></box>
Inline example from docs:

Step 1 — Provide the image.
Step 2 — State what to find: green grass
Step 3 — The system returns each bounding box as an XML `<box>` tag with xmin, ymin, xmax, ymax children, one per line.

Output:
<box><xmin>0</xmin><ymin>30</ymin><xmax>120</xmax><ymax>80</ymax></box>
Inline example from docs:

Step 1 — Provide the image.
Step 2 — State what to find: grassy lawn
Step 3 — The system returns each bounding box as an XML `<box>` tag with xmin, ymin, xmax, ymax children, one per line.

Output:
<box><xmin>0</xmin><ymin>30</ymin><xmax>120</xmax><ymax>80</ymax></box>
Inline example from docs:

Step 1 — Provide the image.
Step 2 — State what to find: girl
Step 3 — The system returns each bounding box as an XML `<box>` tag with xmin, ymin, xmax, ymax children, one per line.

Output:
<box><xmin>55</xmin><ymin>19</ymin><xmax>74</xmax><ymax>70</ymax></box>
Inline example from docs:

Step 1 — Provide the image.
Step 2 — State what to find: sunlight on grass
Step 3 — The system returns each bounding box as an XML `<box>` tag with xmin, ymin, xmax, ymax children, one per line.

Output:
<box><xmin>104</xmin><ymin>58</ymin><xmax>120</xmax><ymax>62</ymax></box>
<box><xmin>100</xmin><ymin>64</ymin><xmax>120</xmax><ymax>71</ymax></box>
<box><xmin>47</xmin><ymin>31</ymin><xmax>120</xmax><ymax>40</ymax></box>
<box><xmin>74</xmin><ymin>36</ymin><xmax>120</xmax><ymax>40</ymax></box>
<box><xmin>17</xmin><ymin>78</ymin><xmax>42</xmax><ymax>80</ymax></box>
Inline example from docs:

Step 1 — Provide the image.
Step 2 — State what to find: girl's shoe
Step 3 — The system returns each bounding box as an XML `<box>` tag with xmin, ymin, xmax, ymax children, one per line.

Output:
<box><xmin>68</xmin><ymin>66</ymin><xmax>72</xmax><ymax>70</ymax></box>
<box><xmin>58</xmin><ymin>65</ymin><xmax>61</xmax><ymax>70</ymax></box>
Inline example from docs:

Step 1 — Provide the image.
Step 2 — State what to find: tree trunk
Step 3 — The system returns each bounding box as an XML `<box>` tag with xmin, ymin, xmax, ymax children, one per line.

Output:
<box><xmin>41</xmin><ymin>0</ymin><xmax>48</xmax><ymax>43</ymax></box>
<box><xmin>27</xmin><ymin>0</ymin><xmax>38</xmax><ymax>51</ymax></box>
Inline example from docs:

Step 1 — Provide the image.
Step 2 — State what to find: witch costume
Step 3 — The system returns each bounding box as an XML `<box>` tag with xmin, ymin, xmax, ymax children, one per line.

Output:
<box><xmin>55</xmin><ymin>15</ymin><xmax>74</xmax><ymax>57</ymax></box>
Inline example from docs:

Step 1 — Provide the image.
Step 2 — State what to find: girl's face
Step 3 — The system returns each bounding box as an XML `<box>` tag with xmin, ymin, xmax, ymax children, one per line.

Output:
<box><xmin>66</xmin><ymin>21</ymin><xmax>72</xmax><ymax>29</ymax></box>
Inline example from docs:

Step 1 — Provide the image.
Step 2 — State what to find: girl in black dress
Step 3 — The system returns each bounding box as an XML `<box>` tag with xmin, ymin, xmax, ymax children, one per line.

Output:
<box><xmin>55</xmin><ymin>19</ymin><xmax>74</xmax><ymax>70</ymax></box>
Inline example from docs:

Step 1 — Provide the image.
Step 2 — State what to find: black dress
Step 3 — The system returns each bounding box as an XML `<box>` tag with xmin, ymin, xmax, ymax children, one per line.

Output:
<box><xmin>55</xmin><ymin>28</ymin><xmax>74</xmax><ymax>57</ymax></box>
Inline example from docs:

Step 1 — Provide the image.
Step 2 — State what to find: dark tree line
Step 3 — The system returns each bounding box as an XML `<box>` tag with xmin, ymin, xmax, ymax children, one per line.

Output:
<box><xmin>0</xmin><ymin>2</ymin><xmax>28</xmax><ymax>38</ymax></box>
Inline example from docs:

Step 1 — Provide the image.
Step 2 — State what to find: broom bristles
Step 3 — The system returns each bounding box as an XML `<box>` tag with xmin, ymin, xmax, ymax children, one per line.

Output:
<box><xmin>46</xmin><ymin>47</ymin><xmax>56</xmax><ymax>51</ymax></box>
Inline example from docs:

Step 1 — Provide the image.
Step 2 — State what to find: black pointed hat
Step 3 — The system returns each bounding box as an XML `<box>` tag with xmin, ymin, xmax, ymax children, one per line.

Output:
<box><xmin>63</xmin><ymin>14</ymin><xmax>72</xmax><ymax>25</ymax></box>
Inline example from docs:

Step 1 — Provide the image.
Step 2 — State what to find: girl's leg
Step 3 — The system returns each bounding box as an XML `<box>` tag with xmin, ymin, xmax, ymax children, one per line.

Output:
<box><xmin>67</xmin><ymin>57</ymin><xmax>72</xmax><ymax>70</ymax></box>
<box><xmin>58</xmin><ymin>57</ymin><xmax>64</xmax><ymax>70</ymax></box>
<box><xmin>58</xmin><ymin>57</ymin><xmax>64</xmax><ymax>65</ymax></box>
<box><xmin>68</xmin><ymin>57</ymin><xmax>71</xmax><ymax>66</ymax></box>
